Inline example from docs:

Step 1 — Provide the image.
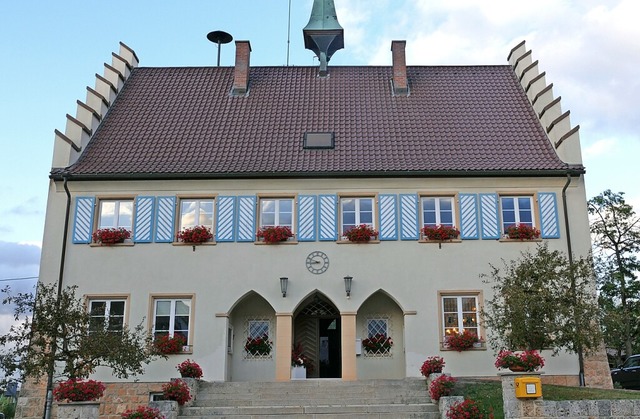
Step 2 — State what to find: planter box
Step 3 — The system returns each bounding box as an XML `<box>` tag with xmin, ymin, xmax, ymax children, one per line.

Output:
<box><xmin>57</xmin><ymin>402</ymin><xmax>100</xmax><ymax>419</ymax></box>
<box><xmin>291</xmin><ymin>366</ymin><xmax>307</xmax><ymax>380</ymax></box>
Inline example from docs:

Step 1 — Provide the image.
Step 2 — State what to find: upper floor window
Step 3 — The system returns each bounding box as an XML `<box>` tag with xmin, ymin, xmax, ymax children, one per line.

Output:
<box><xmin>500</xmin><ymin>196</ymin><xmax>534</xmax><ymax>232</ymax></box>
<box><xmin>179</xmin><ymin>198</ymin><xmax>214</xmax><ymax>231</ymax></box>
<box><xmin>260</xmin><ymin>198</ymin><xmax>294</xmax><ymax>229</ymax></box>
<box><xmin>98</xmin><ymin>200</ymin><xmax>133</xmax><ymax>230</ymax></box>
<box><xmin>153</xmin><ymin>297</ymin><xmax>192</xmax><ymax>346</ymax></box>
<box><xmin>341</xmin><ymin>197</ymin><xmax>375</xmax><ymax>235</ymax></box>
<box><xmin>88</xmin><ymin>298</ymin><xmax>126</xmax><ymax>332</ymax></box>
<box><xmin>421</xmin><ymin>197</ymin><xmax>455</xmax><ymax>227</ymax></box>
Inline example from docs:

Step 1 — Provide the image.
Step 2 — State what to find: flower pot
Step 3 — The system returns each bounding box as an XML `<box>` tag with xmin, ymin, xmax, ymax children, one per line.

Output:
<box><xmin>57</xmin><ymin>402</ymin><xmax>100</xmax><ymax>419</ymax></box>
<box><xmin>509</xmin><ymin>365</ymin><xmax>527</xmax><ymax>372</ymax></box>
<box><xmin>291</xmin><ymin>366</ymin><xmax>307</xmax><ymax>380</ymax></box>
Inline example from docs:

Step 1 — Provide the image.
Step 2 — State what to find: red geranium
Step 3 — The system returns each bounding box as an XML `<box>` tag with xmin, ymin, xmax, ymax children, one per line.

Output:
<box><xmin>361</xmin><ymin>333</ymin><xmax>393</xmax><ymax>353</ymax></box>
<box><xmin>506</xmin><ymin>224</ymin><xmax>540</xmax><ymax>240</ymax></box>
<box><xmin>177</xmin><ymin>359</ymin><xmax>203</xmax><ymax>379</ymax></box>
<box><xmin>429</xmin><ymin>375</ymin><xmax>456</xmax><ymax>401</ymax></box>
<box><xmin>162</xmin><ymin>379</ymin><xmax>191</xmax><ymax>406</ymax></box>
<box><xmin>121</xmin><ymin>406</ymin><xmax>164</xmax><ymax>419</ymax></box>
<box><xmin>53</xmin><ymin>379</ymin><xmax>105</xmax><ymax>402</ymax></box>
<box><xmin>154</xmin><ymin>334</ymin><xmax>186</xmax><ymax>355</ymax></box>
<box><xmin>344</xmin><ymin>224</ymin><xmax>378</xmax><ymax>242</ymax></box>
<box><xmin>92</xmin><ymin>228</ymin><xmax>131</xmax><ymax>245</ymax></box>
<box><xmin>256</xmin><ymin>226</ymin><xmax>294</xmax><ymax>243</ymax></box>
<box><xmin>445</xmin><ymin>330</ymin><xmax>482</xmax><ymax>351</ymax></box>
<box><xmin>177</xmin><ymin>225</ymin><xmax>213</xmax><ymax>243</ymax></box>
<box><xmin>422</xmin><ymin>225</ymin><xmax>460</xmax><ymax>241</ymax></box>
<box><xmin>447</xmin><ymin>399</ymin><xmax>493</xmax><ymax>419</ymax></box>
<box><xmin>420</xmin><ymin>356</ymin><xmax>445</xmax><ymax>376</ymax></box>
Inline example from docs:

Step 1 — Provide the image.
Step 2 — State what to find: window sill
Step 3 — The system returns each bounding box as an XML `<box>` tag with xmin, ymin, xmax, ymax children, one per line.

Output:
<box><xmin>254</xmin><ymin>240</ymin><xmax>299</xmax><ymax>245</ymax></box>
<box><xmin>498</xmin><ymin>238</ymin><xmax>543</xmax><ymax>243</ymax></box>
<box><xmin>419</xmin><ymin>239</ymin><xmax>462</xmax><ymax>244</ymax></box>
<box><xmin>90</xmin><ymin>242</ymin><xmax>134</xmax><ymax>247</ymax></box>
<box><xmin>440</xmin><ymin>345</ymin><xmax>487</xmax><ymax>352</ymax></box>
<box><xmin>336</xmin><ymin>240</ymin><xmax>381</xmax><ymax>244</ymax></box>
<box><xmin>172</xmin><ymin>242</ymin><xmax>216</xmax><ymax>246</ymax></box>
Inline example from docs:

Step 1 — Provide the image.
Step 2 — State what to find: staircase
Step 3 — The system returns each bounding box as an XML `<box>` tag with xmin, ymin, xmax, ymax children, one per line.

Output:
<box><xmin>179</xmin><ymin>378</ymin><xmax>440</xmax><ymax>418</ymax></box>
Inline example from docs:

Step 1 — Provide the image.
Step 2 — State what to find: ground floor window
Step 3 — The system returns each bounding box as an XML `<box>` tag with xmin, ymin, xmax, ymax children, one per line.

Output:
<box><xmin>88</xmin><ymin>298</ymin><xmax>126</xmax><ymax>332</ymax></box>
<box><xmin>152</xmin><ymin>297</ymin><xmax>193</xmax><ymax>349</ymax></box>
<box><xmin>439</xmin><ymin>292</ymin><xmax>481</xmax><ymax>346</ymax></box>
<box><xmin>244</xmin><ymin>318</ymin><xmax>272</xmax><ymax>359</ymax></box>
<box><xmin>362</xmin><ymin>316</ymin><xmax>393</xmax><ymax>357</ymax></box>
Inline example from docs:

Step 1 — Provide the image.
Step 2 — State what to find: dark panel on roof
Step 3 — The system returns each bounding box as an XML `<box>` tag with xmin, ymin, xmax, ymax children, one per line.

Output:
<box><xmin>64</xmin><ymin>65</ymin><xmax>575</xmax><ymax>178</ymax></box>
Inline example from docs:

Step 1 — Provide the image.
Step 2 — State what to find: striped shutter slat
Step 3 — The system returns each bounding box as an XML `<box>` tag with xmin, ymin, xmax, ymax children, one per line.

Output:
<box><xmin>216</xmin><ymin>196</ymin><xmax>236</xmax><ymax>242</ymax></box>
<box><xmin>236</xmin><ymin>196</ymin><xmax>256</xmax><ymax>242</ymax></box>
<box><xmin>133</xmin><ymin>196</ymin><xmax>155</xmax><ymax>243</ymax></box>
<box><xmin>459</xmin><ymin>194</ymin><xmax>479</xmax><ymax>240</ymax></box>
<box><xmin>399</xmin><ymin>194</ymin><xmax>419</xmax><ymax>240</ymax></box>
<box><xmin>318</xmin><ymin>195</ymin><xmax>338</xmax><ymax>241</ymax></box>
<box><xmin>72</xmin><ymin>197</ymin><xmax>95</xmax><ymax>244</ymax></box>
<box><xmin>378</xmin><ymin>194</ymin><xmax>398</xmax><ymax>241</ymax></box>
<box><xmin>297</xmin><ymin>195</ymin><xmax>317</xmax><ymax>241</ymax></box>
<box><xmin>154</xmin><ymin>196</ymin><xmax>176</xmax><ymax>243</ymax></box>
<box><xmin>538</xmin><ymin>192</ymin><xmax>560</xmax><ymax>238</ymax></box>
<box><xmin>480</xmin><ymin>193</ymin><xmax>500</xmax><ymax>239</ymax></box>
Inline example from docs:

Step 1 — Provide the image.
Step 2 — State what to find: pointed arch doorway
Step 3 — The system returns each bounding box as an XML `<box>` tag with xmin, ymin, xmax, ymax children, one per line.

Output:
<box><xmin>294</xmin><ymin>293</ymin><xmax>341</xmax><ymax>378</ymax></box>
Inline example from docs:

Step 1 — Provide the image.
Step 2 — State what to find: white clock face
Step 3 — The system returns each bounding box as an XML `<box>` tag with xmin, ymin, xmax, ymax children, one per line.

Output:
<box><xmin>306</xmin><ymin>251</ymin><xmax>329</xmax><ymax>274</ymax></box>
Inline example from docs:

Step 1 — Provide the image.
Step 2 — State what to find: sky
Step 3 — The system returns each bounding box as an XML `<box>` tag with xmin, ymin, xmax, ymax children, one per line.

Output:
<box><xmin>0</xmin><ymin>0</ymin><xmax>639</xmax><ymax>313</ymax></box>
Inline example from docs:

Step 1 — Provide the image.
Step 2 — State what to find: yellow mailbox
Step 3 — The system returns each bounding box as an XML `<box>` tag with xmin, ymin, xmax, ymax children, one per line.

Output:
<box><xmin>514</xmin><ymin>376</ymin><xmax>542</xmax><ymax>399</ymax></box>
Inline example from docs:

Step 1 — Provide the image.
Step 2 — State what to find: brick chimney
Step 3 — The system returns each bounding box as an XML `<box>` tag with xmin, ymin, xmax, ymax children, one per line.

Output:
<box><xmin>232</xmin><ymin>41</ymin><xmax>251</xmax><ymax>96</ymax></box>
<box><xmin>391</xmin><ymin>40</ymin><xmax>408</xmax><ymax>96</ymax></box>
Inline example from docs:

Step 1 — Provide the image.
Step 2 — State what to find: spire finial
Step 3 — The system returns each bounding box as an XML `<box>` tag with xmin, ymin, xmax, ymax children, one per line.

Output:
<box><xmin>303</xmin><ymin>0</ymin><xmax>344</xmax><ymax>77</ymax></box>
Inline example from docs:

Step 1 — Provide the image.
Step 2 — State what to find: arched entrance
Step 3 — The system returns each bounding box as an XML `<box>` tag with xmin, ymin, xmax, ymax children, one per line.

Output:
<box><xmin>294</xmin><ymin>293</ymin><xmax>341</xmax><ymax>378</ymax></box>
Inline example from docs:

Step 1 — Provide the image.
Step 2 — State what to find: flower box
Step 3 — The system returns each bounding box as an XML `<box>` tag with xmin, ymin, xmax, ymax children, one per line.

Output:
<box><xmin>291</xmin><ymin>366</ymin><xmax>307</xmax><ymax>380</ymax></box>
<box><xmin>56</xmin><ymin>401</ymin><xmax>100</xmax><ymax>419</ymax></box>
<box><xmin>422</xmin><ymin>225</ymin><xmax>460</xmax><ymax>241</ymax></box>
<box><xmin>92</xmin><ymin>228</ymin><xmax>130</xmax><ymax>245</ymax></box>
<box><xmin>494</xmin><ymin>349</ymin><xmax>545</xmax><ymax>372</ymax></box>
<box><xmin>176</xmin><ymin>225</ymin><xmax>213</xmax><ymax>243</ymax></box>
<box><xmin>343</xmin><ymin>224</ymin><xmax>379</xmax><ymax>242</ymax></box>
<box><xmin>256</xmin><ymin>226</ymin><xmax>294</xmax><ymax>243</ymax></box>
<box><xmin>505</xmin><ymin>224</ymin><xmax>541</xmax><ymax>240</ymax></box>
<box><xmin>444</xmin><ymin>330</ymin><xmax>482</xmax><ymax>351</ymax></box>
<box><xmin>154</xmin><ymin>334</ymin><xmax>187</xmax><ymax>355</ymax></box>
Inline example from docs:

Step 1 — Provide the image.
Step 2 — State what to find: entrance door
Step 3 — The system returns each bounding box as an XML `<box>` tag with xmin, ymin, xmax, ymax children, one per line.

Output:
<box><xmin>318</xmin><ymin>317</ymin><xmax>341</xmax><ymax>378</ymax></box>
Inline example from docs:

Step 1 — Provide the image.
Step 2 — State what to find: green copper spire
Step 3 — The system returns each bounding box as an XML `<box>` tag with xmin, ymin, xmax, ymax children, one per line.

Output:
<box><xmin>303</xmin><ymin>0</ymin><xmax>344</xmax><ymax>77</ymax></box>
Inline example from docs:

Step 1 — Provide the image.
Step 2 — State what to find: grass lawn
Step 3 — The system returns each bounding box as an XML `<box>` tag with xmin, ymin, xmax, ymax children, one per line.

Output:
<box><xmin>451</xmin><ymin>379</ymin><xmax>640</xmax><ymax>418</ymax></box>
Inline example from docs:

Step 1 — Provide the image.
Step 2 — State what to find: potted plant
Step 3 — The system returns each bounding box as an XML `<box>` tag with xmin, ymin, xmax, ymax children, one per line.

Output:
<box><xmin>361</xmin><ymin>333</ymin><xmax>393</xmax><ymax>354</ymax></box>
<box><xmin>494</xmin><ymin>349</ymin><xmax>545</xmax><ymax>372</ymax></box>
<box><xmin>505</xmin><ymin>224</ymin><xmax>541</xmax><ymax>240</ymax></box>
<box><xmin>291</xmin><ymin>342</ymin><xmax>314</xmax><ymax>379</ymax></box>
<box><xmin>445</xmin><ymin>330</ymin><xmax>482</xmax><ymax>351</ymax></box>
<box><xmin>244</xmin><ymin>334</ymin><xmax>272</xmax><ymax>356</ymax></box>
<box><xmin>153</xmin><ymin>334</ymin><xmax>187</xmax><ymax>355</ymax></box>
<box><xmin>422</xmin><ymin>225</ymin><xmax>460</xmax><ymax>241</ymax></box>
<box><xmin>176</xmin><ymin>225</ymin><xmax>213</xmax><ymax>243</ymax></box>
<box><xmin>121</xmin><ymin>406</ymin><xmax>164</xmax><ymax>419</ymax></box>
<box><xmin>420</xmin><ymin>356</ymin><xmax>446</xmax><ymax>376</ymax></box>
<box><xmin>344</xmin><ymin>224</ymin><xmax>378</xmax><ymax>242</ymax></box>
<box><xmin>176</xmin><ymin>359</ymin><xmax>203</xmax><ymax>379</ymax></box>
<box><xmin>256</xmin><ymin>226</ymin><xmax>294</xmax><ymax>243</ymax></box>
<box><xmin>162</xmin><ymin>378</ymin><xmax>192</xmax><ymax>405</ymax></box>
<box><xmin>446</xmin><ymin>399</ymin><xmax>489</xmax><ymax>419</ymax></box>
<box><xmin>53</xmin><ymin>379</ymin><xmax>105</xmax><ymax>402</ymax></box>
<box><xmin>92</xmin><ymin>227</ymin><xmax>131</xmax><ymax>245</ymax></box>
<box><xmin>428</xmin><ymin>374</ymin><xmax>456</xmax><ymax>402</ymax></box>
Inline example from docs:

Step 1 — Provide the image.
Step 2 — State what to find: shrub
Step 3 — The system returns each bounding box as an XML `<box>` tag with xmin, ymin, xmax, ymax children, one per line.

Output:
<box><xmin>344</xmin><ymin>224</ymin><xmax>378</xmax><ymax>242</ymax></box>
<box><xmin>176</xmin><ymin>225</ymin><xmax>213</xmax><ymax>243</ymax></box>
<box><xmin>153</xmin><ymin>334</ymin><xmax>186</xmax><ymax>355</ymax></box>
<box><xmin>429</xmin><ymin>375</ymin><xmax>457</xmax><ymax>401</ymax></box>
<box><xmin>52</xmin><ymin>379</ymin><xmax>105</xmax><ymax>402</ymax></box>
<box><xmin>177</xmin><ymin>359</ymin><xmax>203</xmax><ymax>379</ymax></box>
<box><xmin>121</xmin><ymin>406</ymin><xmax>164</xmax><ymax>419</ymax></box>
<box><xmin>420</xmin><ymin>356</ymin><xmax>445</xmax><ymax>376</ymax></box>
<box><xmin>162</xmin><ymin>379</ymin><xmax>192</xmax><ymax>406</ymax></box>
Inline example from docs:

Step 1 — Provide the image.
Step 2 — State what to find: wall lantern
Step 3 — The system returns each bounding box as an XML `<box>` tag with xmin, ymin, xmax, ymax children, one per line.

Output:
<box><xmin>280</xmin><ymin>277</ymin><xmax>288</xmax><ymax>298</ymax></box>
<box><xmin>344</xmin><ymin>275</ymin><xmax>353</xmax><ymax>299</ymax></box>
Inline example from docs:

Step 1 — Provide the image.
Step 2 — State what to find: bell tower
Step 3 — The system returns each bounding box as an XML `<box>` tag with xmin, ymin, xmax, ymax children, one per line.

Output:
<box><xmin>303</xmin><ymin>0</ymin><xmax>344</xmax><ymax>77</ymax></box>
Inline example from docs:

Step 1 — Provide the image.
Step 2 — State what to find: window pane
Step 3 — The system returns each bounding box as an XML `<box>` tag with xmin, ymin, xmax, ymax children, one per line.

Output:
<box><xmin>119</xmin><ymin>201</ymin><xmax>133</xmax><ymax>228</ymax></box>
<box><xmin>423</xmin><ymin>198</ymin><xmax>435</xmax><ymax>211</ymax></box>
<box><xmin>442</xmin><ymin>297</ymin><xmax>457</xmax><ymax>313</ymax></box>
<box><xmin>440</xmin><ymin>199</ymin><xmax>452</xmax><ymax>211</ymax></box>
<box><xmin>156</xmin><ymin>301</ymin><xmax>171</xmax><ymax>316</ymax></box>
<box><xmin>174</xmin><ymin>316</ymin><xmax>190</xmax><ymax>331</ymax></box>
<box><xmin>501</xmin><ymin>198</ymin><xmax>514</xmax><ymax>210</ymax></box>
<box><xmin>180</xmin><ymin>201</ymin><xmax>197</xmax><ymax>227</ymax></box>
<box><xmin>518</xmin><ymin>197</ymin><xmax>532</xmax><ymax>210</ymax></box>
<box><xmin>440</xmin><ymin>212</ymin><xmax>453</xmax><ymax>225</ymax></box>
<box><xmin>360</xmin><ymin>212</ymin><xmax>373</xmax><ymax>224</ymax></box>
<box><xmin>262</xmin><ymin>213</ymin><xmax>275</xmax><ymax>226</ymax></box>
<box><xmin>360</xmin><ymin>199</ymin><xmax>373</xmax><ymax>212</ymax></box>
<box><xmin>155</xmin><ymin>316</ymin><xmax>170</xmax><ymax>331</ymax></box>
<box><xmin>279</xmin><ymin>213</ymin><xmax>292</xmax><ymax>225</ymax></box>
<box><xmin>108</xmin><ymin>316</ymin><xmax>124</xmax><ymax>331</ymax></box>
<box><xmin>279</xmin><ymin>199</ymin><xmax>292</xmax><ymax>212</ymax></box>
<box><xmin>342</xmin><ymin>199</ymin><xmax>355</xmax><ymax>212</ymax></box>
<box><xmin>249</xmin><ymin>321</ymin><xmax>269</xmax><ymax>338</ymax></box>
<box><xmin>90</xmin><ymin>301</ymin><xmax>106</xmax><ymax>316</ymax></box>
<box><xmin>343</xmin><ymin>213</ymin><xmax>356</xmax><ymax>226</ymax></box>
<box><xmin>261</xmin><ymin>200</ymin><xmax>275</xmax><ymax>213</ymax></box>
<box><xmin>461</xmin><ymin>297</ymin><xmax>476</xmax><ymax>312</ymax></box>
<box><xmin>110</xmin><ymin>301</ymin><xmax>125</xmax><ymax>316</ymax></box>
<box><xmin>99</xmin><ymin>202</ymin><xmax>116</xmax><ymax>228</ymax></box>
<box><xmin>175</xmin><ymin>300</ymin><xmax>190</xmax><ymax>315</ymax></box>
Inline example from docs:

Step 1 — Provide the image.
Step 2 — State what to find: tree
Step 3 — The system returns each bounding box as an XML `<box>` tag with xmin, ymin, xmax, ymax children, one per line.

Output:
<box><xmin>0</xmin><ymin>282</ymin><xmax>161</xmax><ymax>386</ymax></box>
<box><xmin>589</xmin><ymin>190</ymin><xmax>640</xmax><ymax>358</ymax></box>
<box><xmin>481</xmin><ymin>243</ymin><xmax>602</xmax><ymax>355</ymax></box>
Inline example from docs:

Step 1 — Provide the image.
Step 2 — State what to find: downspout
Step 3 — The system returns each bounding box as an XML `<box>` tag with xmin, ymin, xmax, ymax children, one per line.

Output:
<box><xmin>562</xmin><ymin>173</ymin><xmax>585</xmax><ymax>387</ymax></box>
<box><xmin>43</xmin><ymin>174</ymin><xmax>72</xmax><ymax>419</ymax></box>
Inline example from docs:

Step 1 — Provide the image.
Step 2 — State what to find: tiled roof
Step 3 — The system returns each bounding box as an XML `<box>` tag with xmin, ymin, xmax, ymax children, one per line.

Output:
<box><xmin>62</xmin><ymin>65</ymin><xmax>581</xmax><ymax>179</ymax></box>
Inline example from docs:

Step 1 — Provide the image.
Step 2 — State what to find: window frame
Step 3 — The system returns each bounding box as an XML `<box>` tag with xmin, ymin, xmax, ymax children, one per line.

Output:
<box><xmin>256</xmin><ymin>194</ymin><xmax>297</xmax><ymax>243</ymax></box>
<box><xmin>338</xmin><ymin>194</ymin><xmax>378</xmax><ymax>241</ymax></box>
<box><xmin>437</xmin><ymin>290</ymin><xmax>484</xmax><ymax>350</ymax></box>
<box><xmin>176</xmin><ymin>195</ymin><xmax>217</xmax><ymax>244</ymax></box>
<box><xmin>149</xmin><ymin>294</ymin><xmax>195</xmax><ymax>353</ymax></box>
<box><xmin>96</xmin><ymin>197</ymin><xmax>135</xmax><ymax>231</ymax></box>
<box><xmin>499</xmin><ymin>194</ymin><xmax>538</xmax><ymax>235</ymax></box>
<box><xmin>363</xmin><ymin>316</ymin><xmax>393</xmax><ymax>357</ymax></box>
<box><xmin>244</xmin><ymin>318</ymin><xmax>273</xmax><ymax>359</ymax></box>
<box><xmin>419</xmin><ymin>193</ymin><xmax>461</xmax><ymax>242</ymax></box>
<box><xmin>85</xmin><ymin>294</ymin><xmax>129</xmax><ymax>333</ymax></box>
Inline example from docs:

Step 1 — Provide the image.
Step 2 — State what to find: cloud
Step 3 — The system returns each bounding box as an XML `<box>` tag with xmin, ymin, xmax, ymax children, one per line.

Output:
<box><xmin>0</xmin><ymin>241</ymin><xmax>41</xmax><ymax>269</ymax></box>
<box><xmin>583</xmin><ymin>138</ymin><xmax>617</xmax><ymax>159</ymax></box>
<box><xmin>6</xmin><ymin>196</ymin><xmax>44</xmax><ymax>216</ymax></box>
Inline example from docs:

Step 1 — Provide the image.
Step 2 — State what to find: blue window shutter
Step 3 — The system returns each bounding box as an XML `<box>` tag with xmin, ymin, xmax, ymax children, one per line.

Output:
<box><xmin>216</xmin><ymin>196</ymin><xmax>237</xmax><ymax>242</ymax></box>
<box><xmin>479</xmin><ymin>193</ymin><xmax>500</xmax><ymax>239</ymax></box>
<box><xmin>538</xmin><ymin>192</ymin><xmax>560</xmax><ymax>238</ymax></box>
<box><xmin>133</xmin><ymin>196</ymin><xmax>155</xmax><ymax>243</ymax></box>
<box><xmin>154</xmin><ymin>196</ymin><xmax>176</xmax><ymax>243</ymax></box>
<box><xmin>378</xmin><ymin>194</ymin><xmax>398</xmax><ymax>241</ymax></box>
<box><xmin>297</xmin><ymin>195</ymin><xmax>317</xmax><ymax>241</ymax></box>
<box><xmin>318</xmin><ymin>195</ymin><xmax>338</xmax><ymax>241</ymax></box>
<box><xmin>72</xmin><ymin>197</ymin><xmax>95</xmax><ymax>244</ymax></box>
<box><xmin>459</xmin><ymin>194</ymin><xmax>479</xmax><ymax>240</ymax></box>
<box><xmin>399</xmin><ymin>194</ymin><xmax>419</xmax><ymax>240</ymax></box>
<box><xmin>236</xmin><ymin>196</ymin><xmax>256</xmax><ymax>242</ymax></box>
